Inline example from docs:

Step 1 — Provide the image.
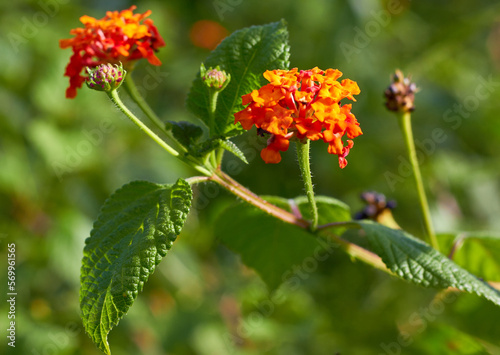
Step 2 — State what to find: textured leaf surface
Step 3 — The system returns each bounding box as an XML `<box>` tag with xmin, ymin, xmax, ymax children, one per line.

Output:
<box><xmin>186</xmin><ymin>20</ymin><xmax>290</xmax><ymax>138</ymax></box>
<box><xmin>357</xmin><ymin>221</ymin><xmax>500</xmax><ymax>306</ymax></box>
<box><xmin>220</xmin><ymin>139</ymin><xmax>248</xmax><ymax>164</ymax></box>
<box><xmin>439</xmin><ymin>232</ymin><xmax>500</xmax><ymax>281</ymax></box>
<box><xmin>165</xmin><ymin>120</ymin><xmax>203</xmax><ymax>149</ymax></box>
<box><xmin>216</xmin><ymin>196</ymin><xmax>350</xmax><ymax>290</ymax></box>
<box><xmin>189</xmin><ymin>138</ymin><xmax>248</xmax><ymax>162</ymax></box>
<box><xmin>80</xmin><ymin>179</ymin><xmax>192</xmax><ymax>354</ymax></box>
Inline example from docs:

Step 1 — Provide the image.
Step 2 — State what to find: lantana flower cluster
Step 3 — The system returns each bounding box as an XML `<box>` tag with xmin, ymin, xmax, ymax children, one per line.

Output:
<box><xmin>60</xmin><ymin>6</ymin><xmax>165</xmax><ymax>98</ymax></box>
<box><xmin>234</xmin><ymin>68</ymin><xmax>362</xmax><ymax>167</ymax></box>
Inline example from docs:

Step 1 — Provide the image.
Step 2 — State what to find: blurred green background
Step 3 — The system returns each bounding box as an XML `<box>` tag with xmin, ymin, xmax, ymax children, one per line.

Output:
<box><xmin>1</xmin><ymin>0</ymin><xmax>500</xmax><ymax>354</ymax></box>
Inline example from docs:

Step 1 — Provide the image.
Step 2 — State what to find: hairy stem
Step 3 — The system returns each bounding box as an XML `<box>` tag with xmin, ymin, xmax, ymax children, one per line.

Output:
<box><xmin>207</xmin><ymin>170</ymin><xmax>392</xmax><ymax>275</ymax></box>
<box><xmin>109</xmin><ymin>85</ymin><xmax>389</xmax><ymax>274</ymax></box>
<box><xmin>123</xmin><ymin>76</ymin><xmax>187</xmax><ymax>153</ymax></box>
<box><xmin>186</xmin><ymin>176</ymin><xmax>211</xmax><ymax>185</ymax></box>
<box><xmin>108</xmin><ymin>89</ymin><xmax>212</xmax><ymax>176</ymax></box>
<box><xmin>322</xmin><ymin>231</ymin><xmax>390</xmax><ymax>272</ymax></box>
<box><xmin>208</xmin><ymin>90</ymin><xmax>219</xmax><ymax>136</ymax></box>
<box><xmin>216</xmin><ymin>147</ymin><xmax>225</xmax><ymax>167</ymax></box>
<box><xmin>296</xmin><ymin>140</ymin><xmax>319</xmax><ymax>231</ymax></box>
<box><xmin>211</xmin><ymin>170</ymin><xmax>310</xmax><ymax>228</ymax></box>
<box><xmin>398</xmin><ymin>112</ymin><xmax>439</xmax><ymax>251</ymax></box>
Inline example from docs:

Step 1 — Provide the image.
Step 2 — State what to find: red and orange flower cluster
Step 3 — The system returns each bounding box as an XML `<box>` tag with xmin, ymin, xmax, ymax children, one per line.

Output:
<box><xmin>234</xmin><ymin>68</ymin><xmax>362</xmax><ymax>167</ymax></box>
<box><xmin>60</xmin><ymin>6</ymin><xmax>165</xmax><ymax>98</ymax></box>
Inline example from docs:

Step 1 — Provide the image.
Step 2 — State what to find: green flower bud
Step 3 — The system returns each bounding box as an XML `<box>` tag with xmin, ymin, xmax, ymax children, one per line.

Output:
<box><xmin>86</xmin><ymin>63</ymin><xmax>126</xmax><ymax>92</ymax></box>
<box><xmin>200</xmin><ymin>63</ymin><xmax>230</xmax><ymax>92</ymax></box>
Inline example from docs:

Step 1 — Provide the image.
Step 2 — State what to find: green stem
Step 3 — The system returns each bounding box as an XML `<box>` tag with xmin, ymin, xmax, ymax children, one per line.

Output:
<box><xmin>186</xmin><ymin>176</ymin><xmax>211</xmax><ymax>185</ymax></box>
<box><xmin>107</xmin><ymin>90</ymin><xmax>212</xmax><ymax>176</ymax></box>
<box><xmin>321</xmin><ymin>231</ymin><xmax>390</xmax><ymax>272</ymax></box>
<box><xmin>208</xmin><ymin>90</ymin><xmax>219</xmax><ymax>136</ymax></box>
<box><xmin>211</xmin><ymin>170</ymin><xmax>310</xmax><ymax>229</ymax></box>
<box><xmin>122</xmin><ymin>75</ymin><xmax>215</xmax><ymax>175</ymax></box>
<box><xmin>206</xmin><ymin>89</ymin><xmax>224</xmax><ymax>169</ymax></box>
<box><xmin>108</xmin><ymin>90</ymin><xmax>178</xmax><ymax>156</ymax></box>
<box><xmin>316</xmin><ymin>221</ymin><xmax>356</xmax><ymax>231</ymax></box>
<box><xmin>296</xmin><ymin>140</ymin><xmax>319</xmax><ymax>231</ymax></box>
<box><xmin>216</xmin><ymin>147</ymin><xmax>225</xmax><ymax>167</ymax></box>
<box><xmin>210</xmin><ymin>170</ymin><xmax>391</xmax><ymax>274</ymax></box>
<box><xmin>398</xmin><ymin>112</ymin><xmax>439</xmax><ymax>251</ymax></box>
<box><xmin>209</xmin><ymin>152</ymin><xmax>218</xmax><ymax>170</ymax></box>
<box><xmin>123</xmin><ymin>76</ymin><xmax>187</xmax><ymax>153</ymax></box>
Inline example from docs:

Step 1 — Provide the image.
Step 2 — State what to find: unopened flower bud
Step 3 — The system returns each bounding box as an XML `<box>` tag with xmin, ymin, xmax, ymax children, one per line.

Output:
<box><xmin>86</xmin><ymin>63</ymin><xmax>126</xmax><ymax>92</ymax></box>
<box><xmin>354</xmin><ymin>191</ymin><xmax>400</xmax><ymax>229</ymax></box>
<box><xmin>384</xmin><ymin>69</ymin><xmax>417</xmax><ymax>113</ymax></box>
<box><xmin>355</xmin><ymin>191</ymin><xmax>396</xmax><ymax>219</ymax></box>
<box><xmin>200</xmin><ymin>63</ymin><xmax>230</xmax><ymax>91</ymax></box>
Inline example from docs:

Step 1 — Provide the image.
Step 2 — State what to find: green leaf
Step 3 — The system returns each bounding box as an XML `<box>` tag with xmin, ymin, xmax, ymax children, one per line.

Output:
<box><xmin>439</xmin><ymin>232</ymin><xmax>500</xmax><ymax>281</ymax></box>
<box><xmin>186</xmin><ymin>20</ymin><xmax>290</xmax><ymax>138</ymax></box>
<box><xmin>80</xmin><ymin>179</ymin><xmax>192</xmax><ymax>355</ymax></box>
<box><xmin>165</xmin><ymin>121</ymin><xmax>203</xmax><ymax>149</ymax></box>
<box><xmin>216</xmin><ymin>195</ymin><xmax>350</xmax><ymax>291</ymax></box>
<box><xmin>219</xmin><ymin>139</ymin><xmax>248</xmax><ymax>164</ymax></box>
<box><xmin>356</xmin><ymin>221</ymin><xmax>500</xmax><ymax>306</ymax></box>
<box><xmin>294</xmin><ymin>195</ymin><xmax>351</xmax><ymax>226</ymax></box>
<box><xmin>187</xmin><ymin>138</ymin><xmax>248</xmax><ymax>163</ymax></box>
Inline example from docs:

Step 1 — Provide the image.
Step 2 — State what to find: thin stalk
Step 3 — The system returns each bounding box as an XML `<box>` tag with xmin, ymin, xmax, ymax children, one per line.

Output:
<box><xmin>123</xmin><ymin>77</ymin><xmax>187</xmax><ymax>153</ymax></box>
<box><xmin>211</xmin><ymin>170</ymin><xmax>310</xmax><ymax>229</ymax></box>
<box><xmin>186</xmin><ymin>176</ymin><xmax>211</xmax><ymax>185</ymax></box>
<box><xmin>398</xmin><ymin>112</ymin><xmax>439</xmax><ymax>251</ymax></box>
<box><xmin>322</xmin><ymin>232</ymin><xmax>390</xmax><ymax>272</ymax></box>
<box><xmin>210</xmin><ymin>170</ymin><xmax>391</xmax><ymax>274</ymax></box>
<box><xmin>216</xmin><ymin>147</ymin><xmax>225</xmax><ymax>167</ymax></box>
<box><xmin>208</xmin><ymin>91</ymin><xmax>219</xmax><ymax>135</ymax></box>
<box><xmin>210</xmin><ymin>151</ymin><xmax>218</xmax><ymax>170</ymax></box>
<box><xmin>202</xmin><ymin>85</ymin><xmax>223</xmax><ymax>170</ymax></box>
<box><xmin>108</xmin><ymin>89</ymin><xmax>212</xmax><ymax>176</ymax></box>
<box><xmin>206</xmin><ymin>88</ymin><xmax>223</xmax><ymax>169</ymax></box>
<box><xmin>108</xmin><ymin>90</ymin><xmax>179</xmax><ymax>157</ymax></box>
<box><xmin>317</xmin><ymin>221</ymin><xmax>354</xmax><ymax>231</ymax></box>
<box><xmin>296</xmin><ymin>140</ymin><xmax>319</xmax><ymax>231</ymax></box>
